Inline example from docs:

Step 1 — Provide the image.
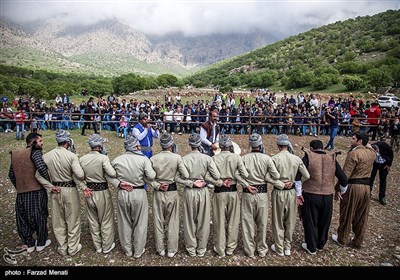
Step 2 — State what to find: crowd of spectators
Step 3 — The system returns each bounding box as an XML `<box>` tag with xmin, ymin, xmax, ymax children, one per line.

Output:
<box><xmin>1</xmin><ymin>90</ymin><xmax>400</xmax><ymax>141</ymax></box>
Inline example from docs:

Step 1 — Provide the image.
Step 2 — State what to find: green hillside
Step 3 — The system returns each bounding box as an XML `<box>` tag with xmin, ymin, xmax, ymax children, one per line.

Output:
<box><xmin>0</xmin><ymin>47</ymin><xmax>194</xmax><ymax>78</ymax></box>
<box><xmin>184</xmin><ymin>9</ymin><xmax>400</xmax><ymax>93</ymax></box>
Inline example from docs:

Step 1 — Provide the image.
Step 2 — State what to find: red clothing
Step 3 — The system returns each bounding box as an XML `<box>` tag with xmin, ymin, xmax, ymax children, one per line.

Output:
<box><xmin>15</xmin><ymin>112</ymin><xmax>26</xmax><ymax>125</ymax></box>
<box><xmin>365</xmin><ymin>105</ymin><xmax>381</xmax><ymax>125</ymax></box>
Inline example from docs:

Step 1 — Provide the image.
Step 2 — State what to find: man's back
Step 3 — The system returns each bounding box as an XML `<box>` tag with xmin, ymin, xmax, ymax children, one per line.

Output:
<box><xmin>43</xmin><ymin>147</ymin><xmax>84</xmax><ymax>182</ymax></box>
<box><xmin>273</xmin><ymin>150</ymin><xmax>309</xmax><ymax>182</ymax></box>
<box><xmin>343</xmin><ymin>146</ymin><xmax>376</xmax><ymax>179</ymax></box>
<box><xmin>182</xmin><ymin>151</ymin><xmax>218</xmax><ymax>180</ymax></box>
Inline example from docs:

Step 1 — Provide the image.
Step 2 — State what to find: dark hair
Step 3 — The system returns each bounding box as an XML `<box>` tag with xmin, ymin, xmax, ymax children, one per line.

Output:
<box><xmin>139</xmin><ymin>113</ymin><xmax>148</xmax><ymax>120</ymax></box>
<box><xmin>353</xmin><ymin>132</ymin><xmax>369</xmax><ymax>146</ymax></box>
<box><xmin>310</xmin><ymin>139</ymin><xmax>323</xmax><ymax>150</ymax></box>
<box><xmin>26</xmin><ymin>132</ymin><xmax>42</xmax><ymax>145</ymax></box>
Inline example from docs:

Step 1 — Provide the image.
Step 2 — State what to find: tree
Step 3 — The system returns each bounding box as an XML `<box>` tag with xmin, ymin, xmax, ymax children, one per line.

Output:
<box><xmin>18</xmin><ymin>80</ymin><xmax>48</xmax><ymax>99</ymax></box>
<box><xmin>80</xmin><ymin>79</ymin><xmax>113</xmax><ymax>97</ymax></box>
<box><xmin>285</xmin><ymin>66</ymin><xmax>314</xmax><ymax>89</ymax></box>
<box><xmin>0</xmin><ymin>75</ymin><xmax>18</xmax><ymax>98</ymax></box>
<box><xmin>366</xmin><ymin>68</ymin><xmax>391</xmax><ymax>91</ymax></box>
<box><xmin>342</xmin><ymin>76</ymin><xmax>364</xmax><ymax>91</ymax></box>
<box><xmin>157</xmin><ymin>74</ymin><xmax>178</xmax><ymax>87</ymax></box>
<box><xmin>390</xmin><ymin>64</ymin><xmax>400</xmax><ymax>88</ymax></box>
<box><xmin>312</xmin><ymin>74</ymin><xmax>334</xmax><ymax>90</ymax></box>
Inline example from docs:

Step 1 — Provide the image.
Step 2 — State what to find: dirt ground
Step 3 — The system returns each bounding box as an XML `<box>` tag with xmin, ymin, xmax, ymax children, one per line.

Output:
<box><xmin>0</xmin><ymin>128</ymin><xmax>399</xmax><ymax>272</ymax></box>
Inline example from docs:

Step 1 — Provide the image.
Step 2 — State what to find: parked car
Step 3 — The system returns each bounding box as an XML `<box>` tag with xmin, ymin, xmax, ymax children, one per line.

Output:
<box><xmin>377</xmin><ymin>95</ymin><xmax>400</xmax><ymax>108</ymax></box>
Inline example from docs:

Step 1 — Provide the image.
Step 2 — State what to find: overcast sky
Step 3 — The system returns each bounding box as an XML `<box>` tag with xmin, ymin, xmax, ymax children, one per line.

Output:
<box><xmin>1</xmin><ymin>0</ymin><xmax>399</xmax><ymax>38</ymax></box>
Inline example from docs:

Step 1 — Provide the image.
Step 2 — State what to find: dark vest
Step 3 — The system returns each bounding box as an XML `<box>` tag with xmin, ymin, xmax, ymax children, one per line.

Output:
<box><xmin>302</xmin><ymin>149</ymin><xmax>336</xmax><ymax>195</ymax></box>
<box><xmin>11</xmin><ymin>148</ymin><xmax>43</xmax><ymax>193</ymax></box>
<box><xmin>200</xmin><ymin>121</ymin><xmax>220</xmax><ymax>142</ymax></box>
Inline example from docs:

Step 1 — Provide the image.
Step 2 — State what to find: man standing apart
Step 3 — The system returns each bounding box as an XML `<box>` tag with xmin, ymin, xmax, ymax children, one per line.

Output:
<box><xmin>36</xmin><ymin>130</ymin><xmax>85</xmax><ymax>256</ymax></box>
<box><xmin>79</xmin><ymin>134</ymin><xmax>117</xmax><ymax>254</ymax></box>
<box><xmin>109</xmin><ymin>135</ymin><xmax>156</xmax><ymax>258</ymax></box>
<box><xmin>181</xmin><ymin>133</ymin><xmax>221</xmax><ymax>257</ymax></box>
<box><xmin>200</xmin><ymin>110</ymin><xmax>220</xmax><ymax>156</ymax></box>
<box><xmin>241</xmin><ymin>133</ymin><xmax>284</xmax><ymax>258</ymax></box>
<box><xmin>369</xmin><ymin>141</ymin><xmax>393</xmax><ymax>205</ymax></box>
<box><xmin>132</xmin><ymin>113</ymin><xmax>160</xmax><ymax>158</ymax></box>
<box><xmin>332</xmin><ymin>132</ymin><xmax>376</xmax><ymax>249</ymax></box>
<box><xmin>297</xmin><ymin>140</ymin><xmax>347</xmax><ymax>255</ymax></box>
<box><xmin>271</xmin><ymin>134</ymin><xmax>310</xmax><ymax>257</ymax></box>
<box><xmin>81</xmin><ymin>99</ymin><xmax>98</xmax><ymax>136</ymax></box>
<box><xmin>211</xmin><ymin>134</ymin><xmax>249</xmax><ymax>257</ymax></box>
<box><xmin>8</xmin><ymin>132</ymin><xmax>52</xmax><ymax>253</ymax></box>
<box><xmin>150</xmin><ymin>133</ymin><xmax>189</xmax><ymax>258</ymax></box>
<box><xmin>324</xmin><ymin>107</ymin><xmax>339</xmax><ymax>151</ymax></box>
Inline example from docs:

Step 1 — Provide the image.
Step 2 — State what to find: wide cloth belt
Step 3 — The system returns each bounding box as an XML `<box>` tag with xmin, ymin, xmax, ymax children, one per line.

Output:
<box><xmin>243</xmin><ymin>184</ymin><xmax>267</xmax><ymax>193</ymax></box>
<box><xmin>53</xmin><ymin>181</ymin><xmax>76</xmax><ymax>188</ymax></box>
<box><xmin>166</xmin><ymin>182</ymin><xmax>177</xmax><ymax>191</ymax></box>
<box><xmin>157</xmin><ymin>182</ymin><xmax>177</xmax><ymax>191</ymax></box>
<box><xmin>214</xmin><ymin>184</ymin><xmax>237</xmax><ymax>193</ymax></box>
<box><xmin>274</xmin><ymin>186</ymin><xmax>294</xmax><ymax>191</ymax></box>
<box><xmin>87</xmin><ymin>182</ymin><xmax>108</xmax><ymax>191</ymax></box>
<box><xmin>131</xmin><ymin>185</ymin><xmax>145</xmax><ymax>189</ymax></box>
<box><xmin>348</xmin><ymin>178</ymin><xmax>370</xmax><ymax>185</ymax></box>
<box><xmin>141</xmin><ymin>146</ymin><xmax>152</xmax><ymax>152</ymax></box>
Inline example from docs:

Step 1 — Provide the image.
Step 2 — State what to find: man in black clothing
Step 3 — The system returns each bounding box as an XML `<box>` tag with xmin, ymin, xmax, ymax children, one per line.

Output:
<box><xmin>81</xmin><ymin>99</ymin><xmax>98</xmax><ymax>136</ymax></box>
<box><xmin>370</xmin><ymin>141</ymin><xmax>393</xmax><ymax>205</ymax></box>
<box><xmin>296</xmin><ymin>140</ymin><xmax>348</xmax><ymax>255</ymax></box>
<box><xmin>8</xmin><ymin>133</ymin><xmax>52</xmax><ymax>253</ymax></box>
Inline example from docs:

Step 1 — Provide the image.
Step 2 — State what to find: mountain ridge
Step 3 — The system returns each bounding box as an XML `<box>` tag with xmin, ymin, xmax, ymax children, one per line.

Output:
<box><xmin>0</xmin><ymin>17</ymin><xmax>271</xmax><ymax>77</ymax></box>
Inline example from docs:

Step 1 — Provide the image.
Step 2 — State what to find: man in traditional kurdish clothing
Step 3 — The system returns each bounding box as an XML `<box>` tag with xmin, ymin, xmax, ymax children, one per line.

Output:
<box><xmin>271</xmin><ymin>134</ymin><xmax>310</xmax><ymax>257</ymax></box>
<box><xmin>297</xmin><ymin>139</ymin><xmax>347</xmax><ymax>255</ymax></box>
<box><xmin>200</xmin><ymin>110</ymin><xmax>220</xmax><ymax>156</ymax></box>
<box><xmin>150</xmin><ymin>132</ymin><xmax>189</xmax><ymax>258</ymax></box>
<box><xmin>35</xmin><ymin>130</ymin><xmax>85</xmax><ymax>256</ymax></box>
<box><xmin>132</xmin><ymin>112</ymin><xmax>160</xmax><ymax>158</ymax></box>
<box><xmin>79</xmin><ymin>134</ymin><xmax>117</xmax><ymax>254</ymax></box>
<box><xmin>332</xmin><ymin>132</ymin><xmax>376</xmax><ymax>249</ymax></box>
<box><xmin>241</xmin><ymin>133</ymin><xmax>285</xmax><ymax>258</ymax></box>
<box><xmin>109</xmin><ymin>135</ymin><xmax>156</xmax><ymax>258</ymax></box>
<box><xmin>8</xmin><ymin>133</ymin><xmax>52</xmax><ymax>253</ymax></box>
<box><xmin>211</xmin><ymin>134</ymin><xmax>249</xmax><ymax>257</ymax></box>
<box><xmin>181</xmin><ymin>133</ymin><xmax>221</xmax><ymax>257</ymax></box>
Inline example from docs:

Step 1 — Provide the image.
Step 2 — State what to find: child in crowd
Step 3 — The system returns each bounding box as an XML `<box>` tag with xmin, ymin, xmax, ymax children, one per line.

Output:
<box><xmin>118</xmin><ymin>115</ymin><xmax>128</xmax><ymax>138</ymax></box>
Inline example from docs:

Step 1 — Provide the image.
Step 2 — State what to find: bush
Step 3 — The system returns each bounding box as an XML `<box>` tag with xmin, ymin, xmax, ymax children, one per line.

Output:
<box><xmin>342</xmin><ymin>75</ymin><xmax>364</xmax><ymax>91</ymax></box>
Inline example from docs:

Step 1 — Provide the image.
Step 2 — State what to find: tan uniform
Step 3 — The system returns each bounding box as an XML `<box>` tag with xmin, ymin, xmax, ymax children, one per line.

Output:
<box><xmin>35</xmin><ymin>146</ymin><xmax>85</xmax><ymax>256</ymax></box>
<box><xmin>271</xmin><ymin>150</ymin><xmax>310</xmax><ymax>255</ymax></box>
<box><xmin>181</xmin><ymin>150</ymin><xmax>221</xmax><ymax>257</ymax></box>
<box><xmin>211</xmin><ymin>151</ymin><xmax>249</xmax><ymax>257</ymax></box>
<box><xmin>337</xmin><ymin>145</ymin><xmax>376</xmax><ymax>248</ymax></box>
<box><xmin>109</xmin><ymin>151</ymin><xmax>156</xmax><ymax>257</ymax></box>
<box><xmin>150</xmin><ymin>151</ymin><xmax>189</xmax><ymax>255</ymax></box>
<box><xmin>241</xmin><ymin>151</ymin><xmax>284</xmax><ymax>257</ymax></box>
<box><xmin>79</xmin><ymin>151</ymin><xmax>117</xmax><ymax>253</ymax></box>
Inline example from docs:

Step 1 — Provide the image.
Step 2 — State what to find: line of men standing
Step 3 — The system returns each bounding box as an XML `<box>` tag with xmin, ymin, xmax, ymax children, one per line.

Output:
<box><xmin>8</xmin><ymin>126</ymin><xmax>385</xmax><ymax>259</ymax></box>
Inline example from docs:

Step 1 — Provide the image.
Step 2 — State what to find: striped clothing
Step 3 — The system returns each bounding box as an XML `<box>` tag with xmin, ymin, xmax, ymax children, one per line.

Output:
<box><xmin>8</xmin><ymin>147</ymin><xmax>49</xmax><ymax>248</ymax></box>
<box><xmin>15</xmin><ymin>189</ymin><xmax>48</xmax><ymax>247</ymax></box>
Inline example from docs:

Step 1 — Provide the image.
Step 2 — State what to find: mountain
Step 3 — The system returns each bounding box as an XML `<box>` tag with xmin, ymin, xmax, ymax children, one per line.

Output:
<box><xmin>0</xmin><ymin>17</ymin><xmax>270</xmax><ymax>77</ymax></box>
<box><xmin>185</xmin><ymin>9</ymin><xmax>400</xmax><ymax>92</ymax></box>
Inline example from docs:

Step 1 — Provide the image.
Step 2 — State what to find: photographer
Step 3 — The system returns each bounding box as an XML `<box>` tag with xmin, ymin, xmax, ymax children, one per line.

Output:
<box><xmin>324</xmin><ymin>106</ymin><xmax>339</xmax><ymax>151</ymax></box>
